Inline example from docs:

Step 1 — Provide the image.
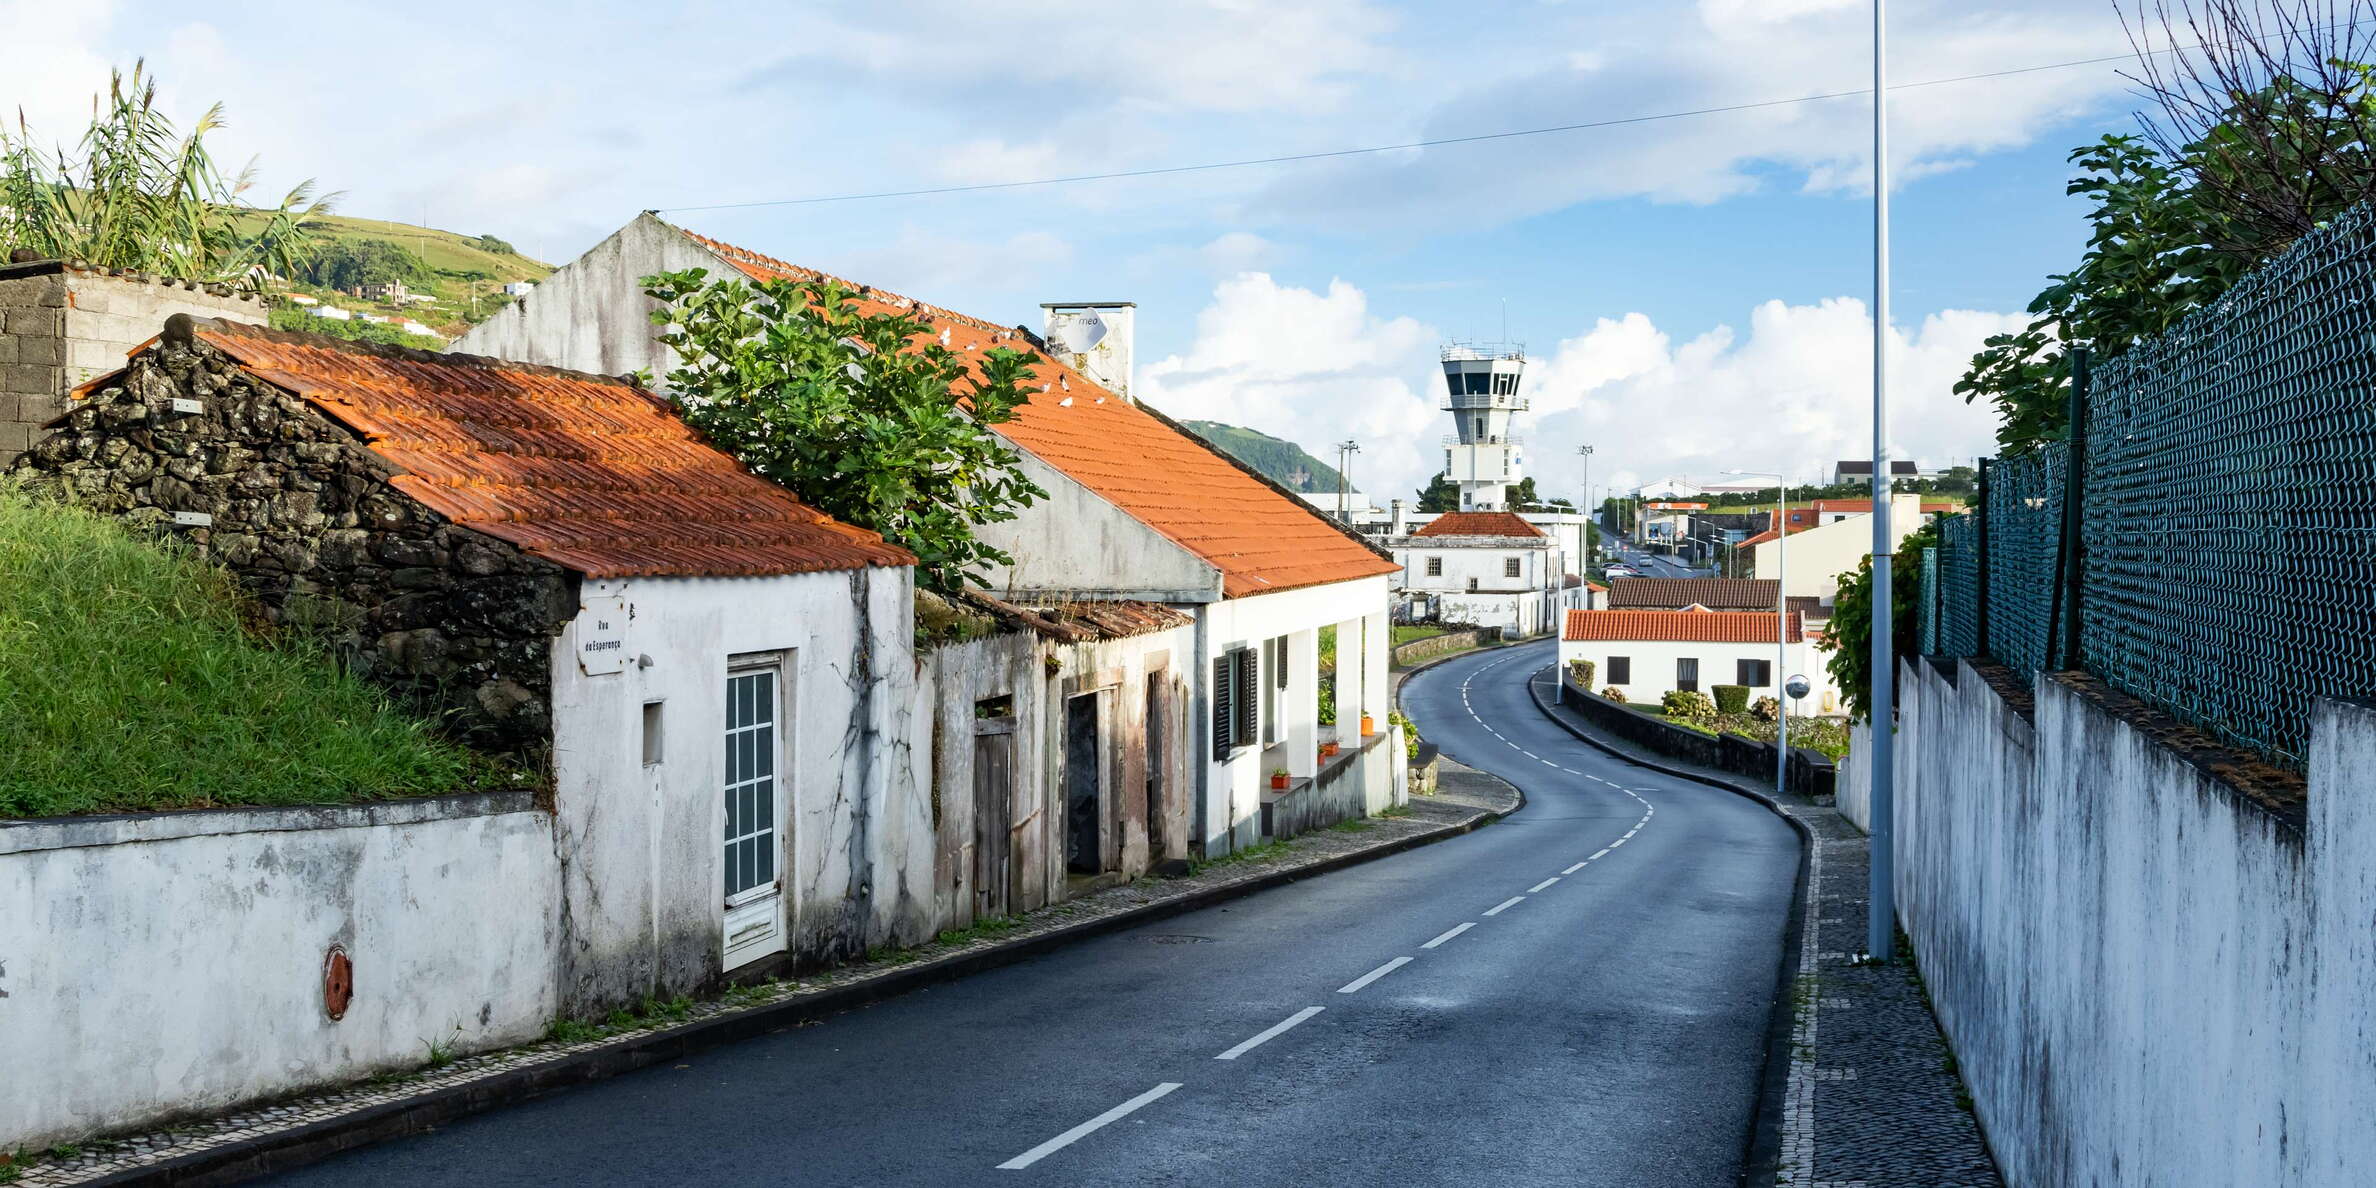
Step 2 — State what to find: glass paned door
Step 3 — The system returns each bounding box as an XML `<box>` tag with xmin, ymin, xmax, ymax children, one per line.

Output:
<box><xmin>723</xmin><ymin>666</ymin><xmax>785</xmax><ymax>966</ymax></box>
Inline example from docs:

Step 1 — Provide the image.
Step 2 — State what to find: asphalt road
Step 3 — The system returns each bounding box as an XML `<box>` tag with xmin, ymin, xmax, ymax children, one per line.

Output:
<box><xmin>265</xmin><ymin>642</ymin><xmax>1798</xmax><ymax>1187</ymax></box>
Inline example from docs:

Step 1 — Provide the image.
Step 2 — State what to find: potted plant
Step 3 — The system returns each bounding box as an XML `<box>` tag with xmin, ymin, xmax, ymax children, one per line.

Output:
<box><xmin>1360</xmin><ymin>713</ymin><xmax>1376</xmax><ymax>737</ymax></box>
<box><xmin>1270</xmin><ymin>768</ymin><xmax>1291</xmax><ymax>790</ymax></box>
<box><xmin>1319</xmin><ymin>740</ymin><xmax>1341</xmax><ymax>760</ymax></box>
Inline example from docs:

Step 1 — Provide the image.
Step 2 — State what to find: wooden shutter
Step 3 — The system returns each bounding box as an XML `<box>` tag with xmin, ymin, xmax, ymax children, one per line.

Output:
<box><xmin>1234</xmin><ymin>648</ymin><xmax>1260</xmax><ymax>746</ymax></box>
<box><xmin>1212</xmin><ymin>654</ymin><xmax>1234</xmax><ymax>760</ymax></box>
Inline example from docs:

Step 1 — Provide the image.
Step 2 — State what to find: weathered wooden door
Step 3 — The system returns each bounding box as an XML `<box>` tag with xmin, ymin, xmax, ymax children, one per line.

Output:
<box><xmin>972</xmin><ymin>720</ymin><xmax>1015</xmax><ymax>919</ymax></box>
<box><xmin>1064</xmin><ymin>692</ymin><xmax>1102</xmax><ymax>874</ymax></box>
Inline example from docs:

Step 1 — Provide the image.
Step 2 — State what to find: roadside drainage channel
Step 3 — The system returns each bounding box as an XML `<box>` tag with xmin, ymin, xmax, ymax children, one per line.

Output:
<box><xmin>22</xmin><ymin>773</ymin><xmax>1522</xmax><ymax>1187</ymax></box>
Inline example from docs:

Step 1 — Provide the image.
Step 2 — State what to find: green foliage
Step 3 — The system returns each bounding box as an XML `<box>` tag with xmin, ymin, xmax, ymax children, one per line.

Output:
<box><xmin>469</xmin><ymin>233</ymin><xmax>515</xmax><ymax>256</ymax></box>
<box><xmin>1711</xmin><ymin>683</ymin><xmax>1750</xmax><ymax>714</ymax></box>
<box><xmin>1661</xmin><ymin>689</ymin><xmax>1716</xmax><ymax>723</ymax></box>
<box><xmin>642</xmin><ymin>269</ymin><xmax>1048</xmax><ymax>592</ymax></box>
<box><xmin>1389</xmin><ymin>709</ymin><xmax>1418</xmax><ymax>760</ymax></box>
<box><xmin>0</xmin><ymin>483</ymin><xmax>496</xmax><ymax>816</ymax></box>
<box><xmin>1414</xmin><ymin>471</ymin><xmax>1460</xmax><ymax>513</ymax></box>
<box><xmin>299</xmin><ymin>237</ymin><xmax>427</xmax><ymax>291</ymax></box>
<box><xmin>1825</xmin><ymin>518</ymin><xmax>1941</xmax><ymax>722</ymax></box>
<box><xmin>1567</xmin><ymin>658</ymin><xmax>1595</xmax><ymax>689</ymax></box>
<box><xmin>1178</xmin><ymin>420</ymin><xmax>1344</xmax><ymax>492</ymax></box>
<box><xmin>1751</xmin><ymin>695</ymin><xmax>1779</xmax><ymax>722</ymax></box>
<box><xmin>267</xmin><ymin>305</ymin><xmax>442</xmax><ymax>351</ymax></box>
<box><xmin>0</xmin><ymin>62</ymin><xmax>332</xmax><ymax>288</ymax></box>
<box><xmin>1959</xmin><ymin>65</ymin><xmax>2376</xmax><ymax>453</ymax></box>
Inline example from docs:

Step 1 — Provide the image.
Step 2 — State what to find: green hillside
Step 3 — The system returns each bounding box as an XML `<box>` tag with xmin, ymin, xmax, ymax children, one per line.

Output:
<box><xmin>1180</xmin><ymin>421</ymin><xmax>1346</xmax><ymax>493</ymax></box>
<box><xmin>232</xmin><ymin>209</ymin><xmax>553</xmax><ymax>338</ymax></box>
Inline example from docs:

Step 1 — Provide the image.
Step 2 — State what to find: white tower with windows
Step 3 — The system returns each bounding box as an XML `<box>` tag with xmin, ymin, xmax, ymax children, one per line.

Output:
<box><xmin>1440</xmin><ymin>341</ymin><xmax>1527</xmax><ymax>509</ymax></box>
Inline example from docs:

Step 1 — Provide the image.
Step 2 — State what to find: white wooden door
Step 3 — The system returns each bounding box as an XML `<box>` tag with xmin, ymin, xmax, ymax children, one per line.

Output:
<box><xmin>722</xmin><ymin>665</ymin><xmax>786</xmax><ymax>968</ymax></box>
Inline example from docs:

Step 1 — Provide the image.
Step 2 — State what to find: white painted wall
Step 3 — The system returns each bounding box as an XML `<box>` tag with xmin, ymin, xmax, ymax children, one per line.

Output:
<box><xmin>1556</xmin><ymin>633</ymin><xmax>1834</xmax><ymax>709</ymax></box>
<box><xmin>0</xmin><ymin>795</ymin><xmax>559</xmax><ymax>1149</ymax></box>
<box><xmin>454</xmin><ymin>213</ymin><xmax>715</xmax><ymax>381</ymax></box>
<box><xmin>1194</xmin><ymin>575</ymin><xmax>1396</xmax><ymax>852</ymax></box>
<box><xmin>546</xmin><ymin>564</ymin><xmax>917</xmax><ymax>1010</ymax></box>
<box><xmin>970</xmin><ymin>450</ymin><xmax>1222</xmax><ymax>603</ymax></box>
<box><xmin>1892</xmin><ymin>661</ymin><xmax>2376</xmax><ymax>1187</ymax></box>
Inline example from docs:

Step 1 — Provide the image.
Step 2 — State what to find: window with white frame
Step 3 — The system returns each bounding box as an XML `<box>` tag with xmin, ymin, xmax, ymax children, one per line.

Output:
<box><xmin>1503</xmin><ymin>556</ymin><xmax>1522</xmax><ymax>578</ymax></box>
<box><xmin>1426</xmin><ymin>556</ymin><xmax>1443</xmax><ymax>577</ymax></box>
<box><xmin>723</xmin><ymin>666</ymin><xmax>779</xmax><ymax>901</ymax></box>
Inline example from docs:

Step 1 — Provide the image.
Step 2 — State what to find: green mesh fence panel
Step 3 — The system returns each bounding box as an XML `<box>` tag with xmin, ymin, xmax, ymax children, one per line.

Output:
<box><xmin>1983</xmin><ymin>443</ymin><xmax>2066</xmax><ymax>683</ymax></box>
<box><xmin>1936</xmin><ymin>513</ymin><xmax>1980</xmax><ymax>657</ymax></box>
<box><xmin>2076</xmin><ymin>201</ymin><xmax>2376</xmax><ymax>766</ymax></box>
<box><xmin>1920</xmin><ymin>546</ymin><xmax>1940</xmax><ymax>655</ymax></box>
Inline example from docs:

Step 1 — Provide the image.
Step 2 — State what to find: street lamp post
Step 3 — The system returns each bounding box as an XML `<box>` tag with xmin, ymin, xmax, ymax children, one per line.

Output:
<box><xmin>1869</xmin><ymin>0</ymin><xmax>1898</xmax><ymax>963</ymax></box>
<box><xmin>1578</xmin><ymin>445</ymin><xmax>1595</xmax><ymax>563</ymax></box>
<box><xmin>1726</xmin><ymin>469</ymin><xmax>1791</xmax><ymax>802</ymax></box>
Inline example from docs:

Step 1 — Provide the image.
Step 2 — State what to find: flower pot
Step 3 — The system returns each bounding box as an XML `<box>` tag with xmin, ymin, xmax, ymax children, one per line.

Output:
<box><xmin>1360</xmin><ymin>714</ymin><xmax>1376</xmax><ymax>737</ymax></box>
<box><xmin>1319</xmin><ymin>743</ymin><xmax>1341</xmax><ymax>760</ymax></box>
<box><xmin>1270</xmin><ymin>773</ymin><xmax>1290</xmax><ymax>790</ymax></box>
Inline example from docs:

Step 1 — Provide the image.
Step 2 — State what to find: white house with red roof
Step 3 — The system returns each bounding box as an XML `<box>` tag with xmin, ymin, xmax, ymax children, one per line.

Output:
<box><xmin>1385</xmin><ymin>509</ymin><xmax>1576</xmax><ymax>636</ymax></box>
<box><xmin>1559</xmin><ymin>607</ymin><xmax>1840</xmax><ymax>713</ymax></box>
<box><xmin>459</xmin><ymin>213</ymin><xmax>1406</xmax><ymax>860</ymax></box>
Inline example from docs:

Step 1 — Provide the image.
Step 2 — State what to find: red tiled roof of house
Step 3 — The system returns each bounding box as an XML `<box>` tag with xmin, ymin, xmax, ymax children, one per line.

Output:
<box><xmin>1607</xmin><ymin>577</ymin><xmax>1780</xmax><ymax>610</ymax></box>
<box><xmin>1411</xmin><ymin>511</ymin><xmax>1544</xmax><ymax>538</ymax></box>
<box><xmin>1740</xmin><ymin>499</ymin><xmax>1960</xmax><ymax>546</ymax></box>
<box><xmin>183</xmin><ymin>320</ymin><xmax>913</xmax><ymax>579</ymax></box>
<box><xmin>1561</xmin><ymin>608</ymin><xmax>1804</xmax><ymax>644</ymax></box>
<box><xmin>681</xmin><ymin>226</ymin><xmax>1396</xmax><ymax>599</ymax></box>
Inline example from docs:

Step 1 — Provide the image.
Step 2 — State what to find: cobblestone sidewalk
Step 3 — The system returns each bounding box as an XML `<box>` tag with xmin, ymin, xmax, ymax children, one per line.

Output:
<box><xmin>1526</xmin><ymin>677</ymin><xmax>2001</xmax><ymax>1188</ymax></box>
<box><xmin>7</xmin><ymin>768</ymin><xmax>1518</xmax><ymax>1187</ymax></box>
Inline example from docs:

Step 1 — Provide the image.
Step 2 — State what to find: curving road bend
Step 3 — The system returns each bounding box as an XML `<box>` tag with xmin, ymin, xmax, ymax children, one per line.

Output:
<box><xmin>265</xmin><ymin>641</ymin><xmax>1797</xmax><ymax>1187</ymax></box>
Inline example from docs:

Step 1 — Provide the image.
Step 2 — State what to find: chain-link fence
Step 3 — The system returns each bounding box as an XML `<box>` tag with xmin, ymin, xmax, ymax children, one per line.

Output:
<box><xmin>1925</xmin><ymin>200</ymin><xmax>2376</xmax><ymax>767</ymax></box>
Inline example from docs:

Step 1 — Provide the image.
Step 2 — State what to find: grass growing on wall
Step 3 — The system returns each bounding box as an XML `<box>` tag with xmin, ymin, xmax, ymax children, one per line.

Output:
<box><xmin>0</xmin><ymin>486</ymin><xmax>493</xmax><ymax>817</ymax></box>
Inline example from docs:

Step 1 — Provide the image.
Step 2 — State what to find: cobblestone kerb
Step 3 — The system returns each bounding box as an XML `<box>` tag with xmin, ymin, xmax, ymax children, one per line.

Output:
<box><xmin>11</xmin><ymin>773</ymin><xmax>1520</xmax><ymax>1187</ymax></box>
<box><xmin>1524</xmin><ymin>668</ymin><xmax>2001</xmax><ymax>1187</ymax></box>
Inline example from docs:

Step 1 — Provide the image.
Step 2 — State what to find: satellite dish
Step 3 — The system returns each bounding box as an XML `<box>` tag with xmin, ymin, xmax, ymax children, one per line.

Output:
<box><xmin>1054</xmin><ymin>308</ymin><xmax>1107</xmax><ymax>354</ymax></box>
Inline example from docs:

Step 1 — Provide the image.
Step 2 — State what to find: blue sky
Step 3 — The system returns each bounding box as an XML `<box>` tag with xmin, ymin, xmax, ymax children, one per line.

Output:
<box><xmin>9</xmin><ymin>0</ymin><xmax>2144</xmax><ymax>501</ymax></box>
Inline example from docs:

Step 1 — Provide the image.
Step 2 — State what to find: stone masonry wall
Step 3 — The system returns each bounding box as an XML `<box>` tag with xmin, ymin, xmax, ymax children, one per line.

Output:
<box><xmin>0</xmin><ymin>262</ymin><xmax>266</xmax><ymax>470</ymax></box>
<box><xmin>7</xmin><ymin>329</ymin><xmax>576</xmax><ymax>753</ymax></box>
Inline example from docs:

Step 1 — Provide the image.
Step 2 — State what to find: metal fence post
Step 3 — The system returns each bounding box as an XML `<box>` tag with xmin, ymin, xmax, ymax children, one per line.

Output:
<box><xmin>1975</xmin><ymin>457</ymin><xmax>1992</xmax><ymax>658</ymax></box>
<box><xmin>1920</xmin><ymin>546</ymin><xmax>1939</xmax><ymax>655</ymax></box>
<box><xmin>2047</xmin><ymin>349</ymin><xmax>2090</xmax><ymax>671</ymax></box>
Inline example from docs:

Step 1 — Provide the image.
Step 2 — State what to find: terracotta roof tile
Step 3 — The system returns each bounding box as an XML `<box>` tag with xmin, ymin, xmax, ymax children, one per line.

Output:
<box><xmin>1607</xmin><ymin>577</ymin><xmax>1780</xmax><ymax>610</ymax></box>
<box><xmin>1562</xmin><ymin>608</ymin><xmax>1805</xmax><ymax>644</ymax></box>
<box><xmin>189</xmin><ymin>320</ymin><xmax>913</xmax><ymax>579</ymax></box>
<box><xmin>1411</xmin><ymin>511</ymin><xmax>1544</xmax><ymax>538</ymax></box>
<box><xmin>682</xmin><ymin>225</ymin><xmax>1396</xmax><ymax>599</ymax></box>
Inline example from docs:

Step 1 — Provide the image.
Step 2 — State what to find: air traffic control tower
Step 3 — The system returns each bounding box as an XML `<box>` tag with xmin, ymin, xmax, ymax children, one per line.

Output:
<box><xmin>1440</xmin><ymin>341</ymin><xmax>1528</xmax><ymax>510</ymax></box>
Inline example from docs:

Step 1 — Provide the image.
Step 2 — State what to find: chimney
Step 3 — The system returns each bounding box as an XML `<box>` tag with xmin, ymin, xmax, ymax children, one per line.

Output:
<box><xmin>1389</xmin><ymin>498</ymin><xmax>1407</xmax><ymax>537</ymax></box>
<box><xmin>1040</xmin><ymin>301</ymin><xmax>1135</xmax><ymax>401</ymax></box>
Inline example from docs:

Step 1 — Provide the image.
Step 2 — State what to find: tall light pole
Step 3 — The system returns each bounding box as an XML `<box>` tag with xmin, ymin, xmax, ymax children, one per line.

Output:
<box><xmin>1726</xmin><ymin>469</ymin><xmax>1790</xmax><ymax>802</ymax></box>
<box><xmin>1868</xmin><ymin>0</ymin><xmax>1898</xmax><ymax>963</ymax></box>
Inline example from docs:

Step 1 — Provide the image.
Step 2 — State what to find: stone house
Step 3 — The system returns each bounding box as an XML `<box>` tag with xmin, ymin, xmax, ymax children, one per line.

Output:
<box><xmin>459</xmin><ymin>213</ymin><xmax>1408</xmax><ymax>857</ymax></box>
<box><xmin>11</xmin><ymin>315</ymin><xmax>921</xmax><ymax>999</ymax></box>
<box><xmin>0</xmin><ymin>254</ymin><xmax>267</xmax><ymax>469</ymax></box>
<box><xmin>1385</xmin><ymin>509</ymin><xmax>1572</xmax><ymax>635</ymax></box>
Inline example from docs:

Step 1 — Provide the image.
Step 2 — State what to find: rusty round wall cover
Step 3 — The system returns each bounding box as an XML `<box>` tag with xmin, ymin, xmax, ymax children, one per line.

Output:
<box><xmin>323</xmin><ymin>945</ymin><xmax>354</xmax><ymax>1021</ymax></box>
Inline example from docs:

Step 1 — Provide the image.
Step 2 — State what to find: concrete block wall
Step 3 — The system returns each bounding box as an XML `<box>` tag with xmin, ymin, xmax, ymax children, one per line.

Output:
<box><xmin>0</xmin><ymin>263</ymin><xmax>266</xmax><ymax>469</ymax></box>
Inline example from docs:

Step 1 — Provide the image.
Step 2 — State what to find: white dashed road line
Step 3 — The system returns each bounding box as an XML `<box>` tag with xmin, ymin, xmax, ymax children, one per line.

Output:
<box><xmin>1421</xmin><ymin>922</ymin><xmax>1475</xmax><ymax>949</ymax></box>
<box><xmin>1483</xmin><ymin>896</ymin><xmax>1525</xmax><ymax>917</ymax></box>
<box><xmin>1215</xmin><ymin>1007</ymin><xmax>1325</xmax><ymax>1061</ymax></box>
<box><xmin>998</xmin><ymin>1082</ymin><xmax>1184</xmax><ymax>1170</ymax></box>
<box><xmin>1527</xmin><ymin>877</ymin><xmax>1560</xmax><ymax>893</ymax></box>
<box><xmin>1337</xmin><ymin>957</ymin><xmax>1413</xmax><ymax>994</ymax></box>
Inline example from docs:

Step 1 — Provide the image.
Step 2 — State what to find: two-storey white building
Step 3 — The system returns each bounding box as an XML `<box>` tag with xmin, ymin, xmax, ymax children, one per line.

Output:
<box><xmin>1387</xmin><ymin>510</ymin><xmax>1571</xmax><ymax>636</ymax></box>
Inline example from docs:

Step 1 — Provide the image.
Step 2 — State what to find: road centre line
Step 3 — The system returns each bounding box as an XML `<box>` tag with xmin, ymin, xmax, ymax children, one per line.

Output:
<box><xmin>1338</xmin><ymin>957</ymin><xmax>1413</xmax><ymax>994</ymax></box>
<box><xmin>1563</xmin><ymin>861</ymin><xmax>1588</xmax><ymax>874</ymax></box>
<box><xmin>1215</xmin><ymin>1007</ymin><xmax>1324</xmax><ymax>1061</ymax></box>
<box><xmin>997</xmin><ymin>1082</ymin><xmax>1184</xmax><ymax>1170</ymax></box>
<box><xmin>1422</xmin><ymin>922</ymin><xmax>1475</xmax><ymax>949</ymax></box>
<box><xmin>1483</xmin><ymin>896</ymin><xmax>1525</xmax><ymax>917</ymax></box>
<box><xmin>1528</xmin><ymin>877</ymin><xmax>1560</xmax><ymax>892</ymax></box>
<box><xmin>1591</xmin><ymin>848</ymin><xmax>1610</xmax><ymax>860</ymax></box>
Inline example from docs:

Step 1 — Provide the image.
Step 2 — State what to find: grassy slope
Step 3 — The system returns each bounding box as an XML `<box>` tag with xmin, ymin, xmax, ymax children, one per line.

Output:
<box><xmin>1179</xmin><ymin>420</ymin><xmax>1346</xmax><ymax>494</ymax></box>
<box><xmin>0</xmin><ymin>486</ymin><xmax>496</xmax><ymax>817</ymax></box>
<box><xmin>236</xmin><ymin>209</ymin><xmax>554</xmax><ymax>284</ymax></box>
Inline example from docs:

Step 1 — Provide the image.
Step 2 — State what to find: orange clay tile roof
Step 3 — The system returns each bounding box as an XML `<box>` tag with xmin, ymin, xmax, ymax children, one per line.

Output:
<box><xmin>1411</xmin><ymin>511</ymin><xmax>1544</xmax><ymax>538</ymax></box>
<box><xmin>1606</xmin><ymin>577</ymin><xmax>1780</xmax><ymax>610</ymax></box>
<box><xmin>1562</xmin><ymin>608</ymin><xmax>1804</xmax><ymax>644</ymax></box>
<box><xmin>681</xmin><ymin>225</ymin><xmax>1397</xmax><ymax>599</ymax></box>
<box><xmin>185</xmin><ymin>319</ymin><xmax>913</xmax><ymax>579</ymax></box>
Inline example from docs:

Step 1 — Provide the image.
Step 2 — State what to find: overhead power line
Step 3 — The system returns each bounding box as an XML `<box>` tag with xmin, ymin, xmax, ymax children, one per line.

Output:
<box><xmin>658</xmin><ymin>47</ymin><xmax>2160</xmax><ymax>214</ymax></box>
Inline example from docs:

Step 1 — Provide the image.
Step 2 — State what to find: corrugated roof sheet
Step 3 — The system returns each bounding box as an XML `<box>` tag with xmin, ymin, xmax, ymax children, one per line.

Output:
<box><xmin>681</xmin><ymin>226</ymin><xmax>1398</xmax><ymax>600</ymax></box>
<box><xmin>1607</xmin><ymin>577</ymin><xmax>1780</xmax><ymax>610</ymax></box>
<box><xmin>1562</xmin><ymin>608</ymin><xmax>1804</xmax><ymax>644</ymax></box>
<box><xmin>1412</xmin><ymin>511</ymin><xmax>1544</xmax><ymax>538</ymax></box>
<box><xmin>188</xmin><ymin>320</ymin><xmax>913</xmax><ymax>579</ymax></box>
